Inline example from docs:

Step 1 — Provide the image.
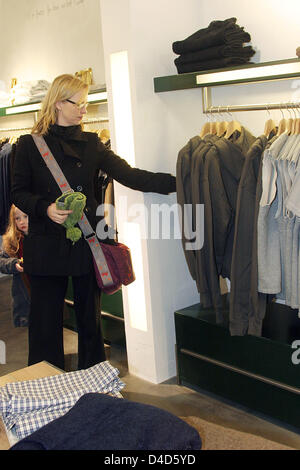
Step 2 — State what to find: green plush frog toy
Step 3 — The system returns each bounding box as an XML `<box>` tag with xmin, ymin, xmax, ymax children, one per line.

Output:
<box><xmin>55</xmin><ymin>191</ymin><xmax>87</xmax><ymax>244</ymax></box>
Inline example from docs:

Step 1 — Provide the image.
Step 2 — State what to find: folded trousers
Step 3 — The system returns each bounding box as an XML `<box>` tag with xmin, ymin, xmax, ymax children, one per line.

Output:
<box><xmin>28</xmin><ymin>272</ymin><xmax>106</xmax><ymax>370</ymax></box>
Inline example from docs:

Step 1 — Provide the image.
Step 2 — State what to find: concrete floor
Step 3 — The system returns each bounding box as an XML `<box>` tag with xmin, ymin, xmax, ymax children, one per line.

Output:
<box><xmin>1</xmin><ymin>275</ymin><xmax>300</xmax><ymax>449</ymax></box>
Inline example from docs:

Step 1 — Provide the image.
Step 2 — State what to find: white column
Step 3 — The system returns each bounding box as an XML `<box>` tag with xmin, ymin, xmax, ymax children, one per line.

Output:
<box><xmin>99</xmin><ymin>0</ymin><xmax>200</xmax><ymax>383</ymax></box>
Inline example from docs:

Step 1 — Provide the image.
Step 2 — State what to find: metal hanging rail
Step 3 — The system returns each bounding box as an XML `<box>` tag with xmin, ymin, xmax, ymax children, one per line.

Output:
<box><xmin>0</xmin><ymin>125</ymin><xmax>33</xmax><ymax>133</ymax></box>
<box><xmin>0</xmin><ymin>117</ymin><xmax>109</xmax><ymax>133</ymax></box>
<box><xmin>82</xmin><ymin>117</ymin><xmax>109</xmax><ymax>124</ymax></box>
<box><xmin>202</xmin><ymin>86</ymin><xmax>300</xmax><ymax>113</ymax></box>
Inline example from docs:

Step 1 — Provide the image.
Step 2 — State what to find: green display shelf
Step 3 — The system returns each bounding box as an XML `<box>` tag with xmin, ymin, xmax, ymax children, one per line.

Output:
<box><xmin>0</xmin><ymin>87</ymin><xmax>107</xmax><ymax>117</ymax></box>
<box><xmin>175</xmin><ymin>299</ymin><xmax>300</xmax><ymax>429</ymax></box>
<box><xmin>154</xmin><ymin>58</ymin><xmax>300</xmax><ymax>93</ymax></box>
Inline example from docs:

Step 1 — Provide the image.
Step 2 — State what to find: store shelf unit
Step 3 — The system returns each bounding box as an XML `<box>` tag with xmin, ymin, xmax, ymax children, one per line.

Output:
<box><xmin>0</xmin><ymin>87</ymin><xmax>107</xmax><ymax>118</ymax></box>
<box><xmin>175</xmin><ymin>301</ymin><xmax>300</xmax><ymax>429</ymax></box>
<box><xmin>154</xmin><ymin>58</ymin><xmax>300</xmax><ymax>113</ymax></box>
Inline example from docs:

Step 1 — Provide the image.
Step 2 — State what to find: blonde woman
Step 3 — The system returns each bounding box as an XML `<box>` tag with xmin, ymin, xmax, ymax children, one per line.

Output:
<box><xmin>0</xmin><ymin>205</ymin><xmax>30</xmax><ymax>327</ymax></box>
<box><xmin>12</xmin><ymin>74</ymin><xmax>176</xmax><ymax>371</ymax></box>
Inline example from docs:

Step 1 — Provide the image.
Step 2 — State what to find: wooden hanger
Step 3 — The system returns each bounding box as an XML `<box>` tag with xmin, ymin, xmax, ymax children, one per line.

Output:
<box><xmin>8</xmin><ymin>136</ymin><xmax>17</xmax><ymax>145</ymax></box>
<box><xmin>208</xmin><ymin>109</ymin><xmax>217</xmax><ymax>136</ymax></box>
<box><xmin>285</xmin><ymin>105</ymin><xmax>294</xmax><ymax>135</ymax></box>
<box><xmin>263</xmin><ymin>106</ymin><xmax>277</xmax><ymax>139</ymax></box>
<box><xmin>285</xmin><ymin>118</ymin><xmax>294</xmax><ymax>135</ymax></box>
<box><xmin>216</xmin><ymin>120</ymin><xmax>228</xmax><ymax>137</ymax></box>
<box><xmin>289</xmin><ymin>107</ymin><xmax>299</xmax><ymax>135</ymax></box>
<box><xmin>99</xmin><ymin>128</ymin><xmax>110</xmax><ymax>143</ymax></box>
<box><xmin>295</xmin><ymin>117</ymin><xmax>300</xmax><ymax>135</ymax></box>
<box><xmin>276</xmin><ymin>107</ymin><xmax>286</xmax><ymax>136</ymax></box>
<box><xmin>216</xmin><ymin>108</ymin><xmax>228</xmax><ymax>137</ymax></box>
<box><xmin>224</xmin><ymin>119</ymin><xmax>241</xmax><ymax>139</ymax></box>
<box><xmin>264</xmin><ymin>118</ymin><xmax>277</xmax><ymax>138</ymax></box>
<box><xmin>276</xmin><ymin>118</ymin><xmax>286</xmax><ymax>136</ymax></box>
<box><xmin>209</xmin><ymin>118</ymin><xmax>217</xmax><ymax>136</ymax></box>
<box><xmin>200</xmin><ymin>119</ymin><xmax>211</xmax><ymax>138</ymax></box>
<box><xmin>293</xmin><ymin>106</ymin><xmax>300</xmax><ymax>135</ymax></box>
<box><xmin>200</xmin><ymin>109</ymin><xmax>213</xmax><ymax>138</ymax></box>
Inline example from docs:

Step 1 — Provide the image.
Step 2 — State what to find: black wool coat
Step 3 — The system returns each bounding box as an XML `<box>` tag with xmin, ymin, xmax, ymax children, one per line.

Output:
<box><xmin>11</xmin><ymin>124</ymin><xmax>176</xmax><ymax>276</ymax></box>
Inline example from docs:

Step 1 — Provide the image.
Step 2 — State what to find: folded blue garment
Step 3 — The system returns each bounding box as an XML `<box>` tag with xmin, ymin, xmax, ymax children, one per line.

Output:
<box><xmin>10</xmin><ymin>393</ymin><xmax>202</xmax><ymax>450</ymax></box>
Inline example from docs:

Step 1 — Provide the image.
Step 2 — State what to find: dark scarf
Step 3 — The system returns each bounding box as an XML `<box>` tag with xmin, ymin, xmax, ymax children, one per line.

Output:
<box><xmin>46</xmin><ymin>124</ymin><xmax>88</xmax><ymax>161</ymax></box>
<box><xmin>47</xmin><ymin>124</ymin><xmax>85</xmax><ymax>141</ymax></box>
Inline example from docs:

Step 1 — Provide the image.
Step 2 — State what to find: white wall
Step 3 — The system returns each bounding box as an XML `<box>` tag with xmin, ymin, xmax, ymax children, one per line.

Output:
<box><xmin>0</xmin><ymin>0</ymin><xmax>105</xmax><ymax>89</ymax></box>
<box><xmin>201</xmin><ymin>0</ymin><xmax>299</xmax><ymax>63</ymax></box>
<box><xmin>0</xmin><ymin>0</ymin><xmax>108</xmax><ymax>141</ymax></box>
<box><xmin>198</xmin><ymin>0</ymin><xmax>300</xmax><ymax>136</ymax></box>
<box><xmin>100</xmin><ymin>0</ymin><xmax>300</xmax><ymax>383</ymax></box>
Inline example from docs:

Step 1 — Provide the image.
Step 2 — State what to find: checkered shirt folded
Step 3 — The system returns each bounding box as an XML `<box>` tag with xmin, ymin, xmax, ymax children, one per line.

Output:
<box><xmin>0</xmin><ymin>361</ymin><xmax>125</xmax><ymax>440</ymax></box>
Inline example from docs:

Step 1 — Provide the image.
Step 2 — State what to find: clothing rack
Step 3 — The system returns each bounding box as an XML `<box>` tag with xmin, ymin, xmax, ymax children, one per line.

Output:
<box><xmin>82</xmin><ymin>117</ymin><xmax>109</xmax><ymax>125</ymax></box>
<box><xmin>154</xmin><ymin>58</ymin><xmax>300</xmax><ymax>429</ymax></box>
<box><xmin>0</xmin><ymin>125</ymin><xmax>32</xmax><ymax>133</ymax></box>
<box><xmin>202</xmin><ymin>86</ymin><xmax>300</xmax><ymax>114</ymax></box>
<box><xmin>0</xmin><ymin>117</ymin><xmax>109</xmax><ymax>133</ymax></box>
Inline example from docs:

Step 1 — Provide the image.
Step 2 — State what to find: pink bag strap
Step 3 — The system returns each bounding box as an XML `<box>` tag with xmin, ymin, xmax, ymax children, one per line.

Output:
<box><xmin>32</xmin><ymin>133</ymin><xmax>114</xmax><ymax>288</ymax></box>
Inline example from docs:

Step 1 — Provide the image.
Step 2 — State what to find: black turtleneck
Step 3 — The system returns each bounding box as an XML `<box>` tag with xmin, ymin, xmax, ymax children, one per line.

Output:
<box><xmin>47</xmin><ymin>124</ymin><xmax>85</xmax><ymax>141</ymax></box>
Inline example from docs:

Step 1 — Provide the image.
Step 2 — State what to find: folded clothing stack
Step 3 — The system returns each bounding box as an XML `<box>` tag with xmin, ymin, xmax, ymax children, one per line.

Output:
<box><xmin>10</xmin><ymin>392</ymin><xmax>202</xmax><ymax>450</ymax></box>
<box><xmin>172</xmin><ymin>17</ymin><xmax>256</xmax><ymax>74</ymax></box>
<box><xmin>0</xmin><ymin>90</ymin><xmax>11</xmax><ymax>107</ymax></box>
<box><xmin>10</xmin><ymin>80</ymin><xmax>51</xmax><ymax>105</ymax></box>
<box><xmin>0</xmin><ymin>361</ymin><xmax>125</xmax><ymax>442</ymax></box>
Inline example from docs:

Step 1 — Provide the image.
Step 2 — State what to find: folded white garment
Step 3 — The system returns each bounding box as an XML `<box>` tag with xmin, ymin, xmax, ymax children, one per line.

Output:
<box><xmin>0</xmin><ymin>91</ymin><xmax>11</xmax><ymax>107</ymax></box>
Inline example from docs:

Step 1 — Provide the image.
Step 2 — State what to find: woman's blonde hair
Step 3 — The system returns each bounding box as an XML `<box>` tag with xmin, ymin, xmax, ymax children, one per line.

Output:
<box><xmin>2</xmin><ymin>205</ymin><xmax>23</xmax><ymax>257</ymax></box>
<box><xmin>32</xmin><ymin>74</ymin><xmax>89</xmax><ymax>135</ymax></box>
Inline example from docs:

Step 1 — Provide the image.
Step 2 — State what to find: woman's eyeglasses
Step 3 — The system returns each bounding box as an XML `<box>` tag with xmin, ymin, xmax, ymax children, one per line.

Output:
<box><xmin>65</xmin><ymin>99</ymin><xmax>88</xmax><ymax>110</ymax></box>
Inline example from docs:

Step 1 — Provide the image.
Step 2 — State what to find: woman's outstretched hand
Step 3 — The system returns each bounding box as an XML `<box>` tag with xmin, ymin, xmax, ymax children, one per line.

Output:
<box><xmin>15</xmin><ymin>263</ymin><xmax>24</xmax><ymax>273</ymax></box>
<box><xmin>47</xmin><ymin>203</ymin><xmax>72</xmax><ymax>224</ymax></box>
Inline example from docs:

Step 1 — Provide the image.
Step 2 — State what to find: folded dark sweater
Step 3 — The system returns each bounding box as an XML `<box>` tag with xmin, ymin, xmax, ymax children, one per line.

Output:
<box><xmin>176</xmin><ymin>17</ymin><xmax>237</xmax><ymax>45</ymax></box>
<box><xmin>175</xmin><ymin>45</ymin><xmax>255</xmax><ymax>65</ymax></box>
<box><xmin>10</xmin><ymin>393</ymin><xmax>202</xmax><ymax>450</ymax></box>
<box><xmin>173</xmin><ymin>22</ymin><xmax>251</xmax><ymax>54</ymax></box>
<box><xmin>175</xmin><ymin>57</ymin><xmax>253</xmax><ymax>74</ymax></box>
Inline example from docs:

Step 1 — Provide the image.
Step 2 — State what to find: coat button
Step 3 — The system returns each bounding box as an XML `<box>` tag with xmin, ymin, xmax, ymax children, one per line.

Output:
<box><xmin>77</xmin><ymin>185</ymin><xmax>83</xmax><ymax>191</ymax></box>
<box><xmin>77</xmin><ymin>162</ymin><xmax>82</xmax><ymax>168</ymax></box>
<box><xmin>85</xmin><ymin>207</ymin><xmax>90</xmax><ymax>213</ymax></box>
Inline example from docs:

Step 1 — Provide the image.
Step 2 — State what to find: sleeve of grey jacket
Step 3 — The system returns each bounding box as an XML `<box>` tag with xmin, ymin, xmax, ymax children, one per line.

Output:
<box><xmin>191</xmin><ymin>141</ymin><xmax>214</xmax><ymax>306</ymax></box>
<box><xmin>0</xmin><ymin>251</ymin><xmax>19</xmax><ymax>275</ymax></box>
<box><xmin>176</xmin><ymin>140</ymin><xmax>197</xmax><ymax>282</ymax></box>
<box><xmin>206</xmin><ymin>146</ymin><xmax>232</xmax><ymax>273</ymax></box>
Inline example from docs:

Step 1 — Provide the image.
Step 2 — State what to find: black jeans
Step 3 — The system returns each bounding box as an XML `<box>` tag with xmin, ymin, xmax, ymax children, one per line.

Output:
<box><xmin>28</xmin><ymin>272</ymin><xmax>106</xmax><ymax>370</ymax></box>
